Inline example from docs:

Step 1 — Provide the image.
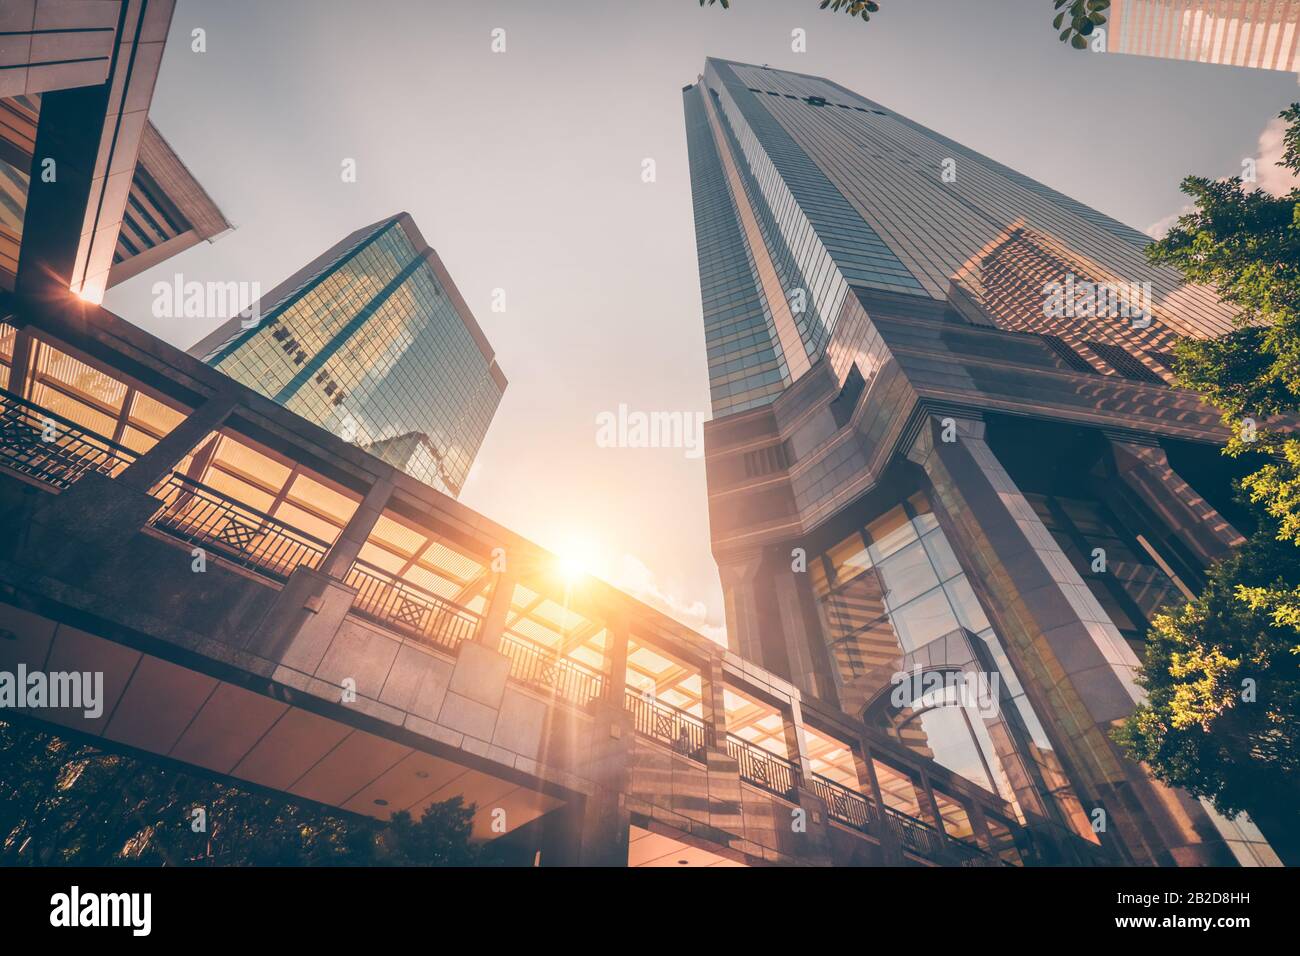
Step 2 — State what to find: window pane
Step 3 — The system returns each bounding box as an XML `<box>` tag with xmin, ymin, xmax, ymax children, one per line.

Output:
<box><xmin>867</xmin><ymin>506</ymin><xmax>916</xmax><ymax>561</ymax></box>
<box><xmin>891</xmin><ymin>587</ymin><xmax>959</xmax><ymax>650</ymax></box>
<box><xmin>878</xmin><ymin>540</ymin><xmax>940</xmax><ymax>609</ymax></box>
<box><xmin>944</xmin><ymin>577</ymin><xmax>990</xmax><ymax>633</ymax></box>
<box><xmin>921</xmin><ymin>530</ymin><xmax>962</xmax><ymax>581</ymax></box>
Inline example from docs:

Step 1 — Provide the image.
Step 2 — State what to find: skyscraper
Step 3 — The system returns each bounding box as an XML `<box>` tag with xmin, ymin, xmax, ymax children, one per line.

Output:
<box><xmin>683</xmin><ymin>58</ymin><xmax>1280</xmax><ymax>866</ymax></box>
<box><xmin>1103</xmin><ymin>0</ymin><xmax>1299</xmax><ymax>73</ymax></box>
<box><xmin>188</xmin><ymin>214</ymin><xmax>506</xmax><ymax>497</ymax></box>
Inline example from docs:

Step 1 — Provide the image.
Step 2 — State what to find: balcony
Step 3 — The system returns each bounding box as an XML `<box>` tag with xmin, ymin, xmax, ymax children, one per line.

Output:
<box><xmin>148</xmin><ymin>472</ymin><xmax>329</xmax><ymax>581</ymax></box>
<box><xmin>0</xmin><ymin>387</ymin><xmax>136</xmax><ymax>491</ymax></box>
<box><xmin>624</xmin><ymin>688</ymin><xmax>708</xmax><ymax>763</ymax></box>
<box><xmin>499</xmin><ymin>632</ymin><xmax>605</xmax><ymax>707</ymax></box>
<box><xmin>724</xmin><ymin>733</ymin><xmax>800</xmax><ymax>800</ymax></box>
<box><xmin>345</xmin><ymin>558</ymin><xmax>479</xmax><ymax>655</ymax></box>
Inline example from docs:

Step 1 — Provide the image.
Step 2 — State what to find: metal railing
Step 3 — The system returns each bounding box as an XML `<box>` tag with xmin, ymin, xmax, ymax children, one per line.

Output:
<box><xmin>946</xmin><ymin>836</ymin><xmax>999</xmax><ymax>867</ymax></box>
<box><xmin>148</xmin><ymin>472</ymin><xmax>329</xmax><ymax>580</ymax></box>
<box><xmin>882</xmin><ymin>804</ymin><xmax>948</xmax><ymax>859</ymax></box>
<box><xmin>809</xmin><ymin>773</ymin><xmax>874</xmax><ymax>832</ymax></box>
<box><xmin>0</xmin><ymin>387</ymin><xmax>137</xmax><ymax>491</ymax></box>
<box><xmin>724</xmin><ymin>733</ymin><xmax>800</xmax><ymax>800</ymax></box>
<box><xmin>345</xmin><ymin>559</ymin><xmax>479</xmax><ymax>653</ymax></box>
<box><xmin>624</xmin><ymin>688</ymin><xmax>708</xmax><ymax>763</ymax></box>
<box><xmin>499</xmin><ymin>633</ymin><xmax>605</xmax><ymax>707</ymax></box>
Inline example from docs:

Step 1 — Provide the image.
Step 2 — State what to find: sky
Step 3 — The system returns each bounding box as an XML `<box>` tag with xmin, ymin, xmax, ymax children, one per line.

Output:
<box><xmin>104</xmin><ymin>0</ymin><xmax>1300</xmax><ymax>646</ymax></box>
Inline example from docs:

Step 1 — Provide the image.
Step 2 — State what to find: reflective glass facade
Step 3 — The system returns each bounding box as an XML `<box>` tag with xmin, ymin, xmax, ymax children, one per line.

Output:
<box><xmin>809</xmin><ymin>491</ymin><xmax>1077</xmax><ymax>816</ymax></box>
<box><xmin>683</xmin><ymin>58</ymin><xmax>1235</xmax><ymax>418</ymax></box>
<box><xmin>194</xmin><ymin>217</ymin><xmax>504</xmax><ymax>497</ymax></box>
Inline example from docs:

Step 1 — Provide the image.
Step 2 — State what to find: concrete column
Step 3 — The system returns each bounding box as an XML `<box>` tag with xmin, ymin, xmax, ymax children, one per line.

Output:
<box><xmin>771</xmin><ymin>562</ymin><xmax>833</xmax><ymax>701</ymax></box>
<box><xmin>716</xmin><ymin>550</ymin><xmax>766</xmax><ymax>666</ymax></box>
<box><xmin>602</xmin><ymin>612</ymin><xmax>630</xmax><ymax>703</ymax></box>
<box><xmin>701</xmin><ymin>656</ymin><xmax>729</xmax><ymax>750</ymax></box>
<box><xmin>318</xmin><ymin>476</ymin><xmax>394</xmax><ymax>580</ymax></box>
<box><xmin>475</xmin><ymin>567</ymin><xmax>517</xmax><ymax>652</ymax></box>
<box><xmin>1106</xmin><ymin>433</ymin><xmax>1244</xmax><ymax>568</ymax></box>
<box><xmin>906</xmin><ymin>412</ymin><xmax>1237</xmax><ymax>866</ymax></box>
<box><xmin>5</xmin><ymin>325</ymin><xmax>34</xmax><ymax>397</ymax></box>
<box><xmin>116</xmin><ymin>390</ymin><xmax>240</xmax><ymax>493</ymax></box>
<box><xmin>857</xmin><ymin>737</ymin><xmax>906</xmax><ymax>863</ymax></box>
<box><xmin>783</xmin><ymin>697</ymin><xmax>814</xmax><ymax>784</ymax></box>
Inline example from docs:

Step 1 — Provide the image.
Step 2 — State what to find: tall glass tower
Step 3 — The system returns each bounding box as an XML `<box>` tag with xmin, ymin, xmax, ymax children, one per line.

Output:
<box><xmin>189</xmin><ymin>214</ymin><xmax>505</xmax><ymax>497</ymax></box>
<box><xmin>684</xmin><ymin>58</ymin><xmax>1279</xmax><ymax>866</ymax></box>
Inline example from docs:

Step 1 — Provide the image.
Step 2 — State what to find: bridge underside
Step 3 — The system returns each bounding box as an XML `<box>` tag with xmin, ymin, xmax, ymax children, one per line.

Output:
<box><xmin>0</xmin><ymin>598</ymin><xmax>563</xmax><ymax>843</ymax></box>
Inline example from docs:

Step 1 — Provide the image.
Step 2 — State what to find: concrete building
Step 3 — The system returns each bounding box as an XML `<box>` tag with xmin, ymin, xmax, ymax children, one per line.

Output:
<box><xmin>0</xmin><ymin>0</ymin><xmax>182</xmax><ymax>303</ymax></box>
<box><xmin>1102</xmin><ymin>0</ymin><xmax>1300</xmax><ymax>73</ymax></box>
<box><xmin>187</xmin><ymin>216</ymin><xmax>506</xmax><ymax>498</ymax></box>
<box><xmin>683</xmin><ymin>57</ymin><xmax>1282</xmax><ymax>865</ymax></box>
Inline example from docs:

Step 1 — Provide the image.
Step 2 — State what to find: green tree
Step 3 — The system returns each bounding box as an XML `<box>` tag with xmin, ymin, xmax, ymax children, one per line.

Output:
<box><xmin>1054</xmin><ymin>0</ymin><xmax>1111</xmax><ymax>49</ymax></box>
<box><xmin>698</xmin><ymin>0</ymin><xmax>880</xmax><ymax>24</ymax></box>
<box><xmin>1112</xmin><ymin>524</ymin><xmax>1300</xmax><ymax>858</ymax></box>
<box><xmin>0</xmin><ymin>719</ymin><xmax>487</xmax><ymax>866</ymax></box>
<box><xmin>695</xmin><ymin>1</ymin><xmax>1111</xmax><ymax>45</ymax></box>
<box><xmin>1113</xmin><ymin>103</ymin><xmax>1300</xmax><ymax>860</ymax></box>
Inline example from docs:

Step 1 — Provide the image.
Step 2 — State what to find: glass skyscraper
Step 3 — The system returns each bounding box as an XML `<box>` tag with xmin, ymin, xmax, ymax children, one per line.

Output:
<box><xmin>684</xmin><ymin>58</ymin><xmax>1280</xmax><ymax>866</ymax></box>
<box><xmin>189</xmin><ymin>214</ymin><xmax>505</xmax><ymax>497</ymax></box>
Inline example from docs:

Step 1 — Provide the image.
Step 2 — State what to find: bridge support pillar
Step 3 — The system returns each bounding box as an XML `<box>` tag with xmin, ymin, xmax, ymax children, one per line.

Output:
<box><xmin>244</xmin><ymin>566</ymin><xmax>358</xmax><ymax>673</ymax></box>
<box><xmin>476</xmin><ymin>567</ymin><xmax>517</xmax><ymax>651</ymax></box>
<box><xmin>318</xmin><ymin>476</ymin><xmax>394</xmax><ymax>580</ymax></box>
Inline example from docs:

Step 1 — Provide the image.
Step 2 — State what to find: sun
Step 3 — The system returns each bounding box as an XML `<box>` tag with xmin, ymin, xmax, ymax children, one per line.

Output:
<box><xmin>553</xmin><ymin>537</ymin><xmax>598</xmax><ymax>584</ymax></box>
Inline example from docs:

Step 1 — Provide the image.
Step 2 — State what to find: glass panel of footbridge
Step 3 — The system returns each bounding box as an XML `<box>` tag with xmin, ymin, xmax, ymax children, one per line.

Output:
<box><xmin>623</xmin><ymin>639</ymin><xmax>706</xmax><ymax>761</ymax></box>
<box><xmin>492</xmin><ymin>563</ymin><xmax>610</xmax><ymax>707</ymax></box>
<box><xmin>722</xmin><ymin>686</ymin><xmax>799</xmax><ymax>800</ymax></box>
<box><xmin>144</xmin><ymin>427</ymin><xmax>363</xmax><ymax>581</ymax></box>
<box><xmin>351</xmin><ymin>505</ymin><xmax>489</xmax><ymax>654</ymax></box>
<box><xmin>0</xmin><ymin>324</ymin><xmax>187</xmax><ymax>490</ymax></box>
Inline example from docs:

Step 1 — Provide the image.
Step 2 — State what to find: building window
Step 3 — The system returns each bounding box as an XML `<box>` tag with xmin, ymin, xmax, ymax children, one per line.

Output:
<box><xmin>829</xmin><ymin>362</ymin><xmax>865</xmax><ymax>428</ymax></box>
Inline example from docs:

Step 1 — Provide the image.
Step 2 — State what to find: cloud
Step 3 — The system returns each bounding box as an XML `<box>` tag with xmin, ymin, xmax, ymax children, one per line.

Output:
<box><xmin>1145</xmin><ymin>206</ymin><xmax>1191</xmax><ymax>239</ymax></box>
<box><xmin>1146</xmin><ymin>113</ymin><xmax>1299</xmax><ymax>237</ymax></box>
<box><xmin>1253</xmin><ymin>114</ymin><xmax>1300</xmax><ymax>197</ymax></box>
<box><xmin>610</xmin><ymin>553</ymin><xmax>727</xmax><ymax>647</ymax></box>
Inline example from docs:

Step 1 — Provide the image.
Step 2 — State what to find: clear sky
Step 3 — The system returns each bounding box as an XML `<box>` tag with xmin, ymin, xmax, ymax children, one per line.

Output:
<box><xmin>104</xmin><ymin>0</ymin><xmax>1300</xmax><ymax>646</ymax></box>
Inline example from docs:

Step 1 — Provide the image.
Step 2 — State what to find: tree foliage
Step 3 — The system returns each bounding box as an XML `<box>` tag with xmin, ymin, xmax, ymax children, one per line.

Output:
<box><xmin>0</xmin><ymin>719</ymin><xmax>487</xmax><ymax>866</ymax></box>
<box><xmin>1112</xmin><ymin>523</ymin><xmax>1300</xmax><ymax>820</ymax></box>
<box><xmin>698</xmin><ymin>1</ymin><xmax>880</xmax><ymax>24</ymax></box>
<box><xmin>1054</xmin><ymin>0</ymin><xmax>1110</xmax><ymax>49</ymax></box>
<box><xmin>696</xmin><ymin>1</ymin><xmax>1109</xmax><ymax>43</ymax></box>
<box><xmin>1114</xmin><ymin>104</ymin><xmax>1300</xmax><ymax>831</ymax></box>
